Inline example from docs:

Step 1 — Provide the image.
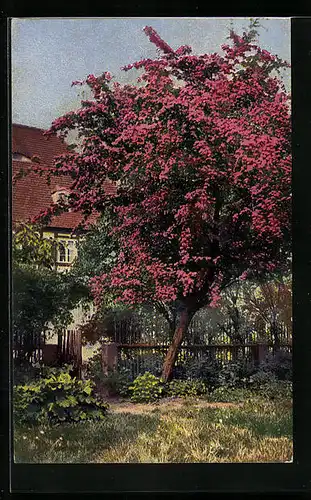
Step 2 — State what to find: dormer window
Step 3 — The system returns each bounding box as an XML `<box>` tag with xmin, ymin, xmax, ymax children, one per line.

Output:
<box><xmin>52</xmin><ymin>187</ymin><xmax>70</xmax><ymax>205</ymax></box>
<box><xmin>12</xmin><ymin>152</ymin><xmax>32</xmax><ymax>162</ymax></box>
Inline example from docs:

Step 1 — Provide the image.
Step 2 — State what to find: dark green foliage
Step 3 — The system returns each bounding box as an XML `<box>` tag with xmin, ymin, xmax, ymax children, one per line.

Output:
<box><xmin>14</xmin><ymin>365</ymin><xmax>109</xmax><ymax>425</ymax></box>
<box><xmin>208</xmin><ymin>386</ymin><xmax>253</xmax><ymax>403</ymax></box>
<box><xmin>217</xmin><ymin>359</ymin><xmax>256</xmax><ymax>389</ymax></box>
<box><xmin>174</xmin><ymin>355</ymin><xmax>255</xmax><ymax>390</ymax></box>
<box><xmin>12</xmin><ymin>224</ymin><xmax>88</xmax><ymax>368</ymax></box>
<box><xmin>258</xmin><ymin>351</ymin><xmax>292</xmax><ymax>381</ymax></box>
<box><xmin>85</xmin><ymin>347</ymin><xmax>104</xmax><ymax>382</ymax></box>
<box><xmin>103</xmin><ymin>369</ymin><xmax>133</xmax><ymax>398</ymax></box>
<box><xmin>13</xmin><ymin>223</ymin><xmax>88</xmax><ymax>362</ymax></box>
<box><xmin>177</xmin><ymin>356</ymin><xmax>222</xmax><ymax>389</ymax></box>
<box><xmin>13</xmin><ymin>360</ymin><xmax>42</xmax><ymax>385</ymax></box>
<box><xmin>208</xmin><ymin>380</ymin><xmax>292</xmax><ymax>403</ymax></box>
<box><xmin>128</xmin><ymin>372</ymin><xmax>164</xmax><ymax>403</ymax></box>
<box><xmin>165</xmin><ymin>379</ymin><xmax>207</xmax><ymax>398</ymax></box>
<box><xmin>248</xmin><ymin>370</ymin><xmax>277</xmax><ymax>387</ymax></box>
<box><xmin>256</xmin><ymin>380</ymin><xmax>292</xmax><ymax>400</ymax></box>
<box><xmin>86</xmin><ymin>348</ymin><xmax>133</xmax><ymax>397</ymax></box>
<box><xmin>13</xmin><ymin>264</ymin><xmax>87</xmax><ymax>332</ymax></box>
<box><xmin>97</xmin><ymin>368</ymin><xmax>133</xmax><ymax>398</ymax></box>
<box><xmin>70</xmin><ymin>215</ymin><xmax>119</xmax><ymax>284</ymax></box>
<box><xmin>13</xmin><ymin>263</ymin><xmax>88</xmax><ymax>362</ymax></box>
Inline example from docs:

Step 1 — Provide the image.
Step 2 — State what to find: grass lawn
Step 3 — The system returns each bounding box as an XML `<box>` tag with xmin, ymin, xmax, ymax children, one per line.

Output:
<box><xmin>14</xmin><ymin>394</ymin><xmax>292</xmax><ymax>463</ymax></box>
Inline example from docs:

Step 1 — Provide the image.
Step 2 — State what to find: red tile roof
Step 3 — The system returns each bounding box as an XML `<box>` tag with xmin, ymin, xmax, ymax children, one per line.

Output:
<box><xmin>12</xmin><ymin>124</ymin><xmax>110</xmax><ymax>231</ymax></box>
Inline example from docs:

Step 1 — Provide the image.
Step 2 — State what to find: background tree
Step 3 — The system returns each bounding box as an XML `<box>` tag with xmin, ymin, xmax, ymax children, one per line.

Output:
<box><xmin>214</xmin><ymin>275</ymin><xmax>292</xmax><ymax>350</ymax></box>
<box><xmin>216</xmin><ymin>283</ymin><xmax>254</xmax><ymax>345</ymax></box>
<box><xmin>37</xmin><ymin>22</ymin><xmax>291</xmax><ymax>381</ymax></box>
<box><xmin>243</xmin><ymin>276</ymin><xmax>292</xmax><ymax>349</ymax></box>
<box><xmin>13</xmin><ymin>223</ymin><xmax>87</xmax><ymax>367</ymax></box>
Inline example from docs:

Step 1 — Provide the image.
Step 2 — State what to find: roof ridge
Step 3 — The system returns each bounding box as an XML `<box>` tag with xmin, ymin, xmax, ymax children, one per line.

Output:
<box><xmin>12</xmin><ymin>123</ymin><xmax>49</xmax><ymax>133</ymax></box>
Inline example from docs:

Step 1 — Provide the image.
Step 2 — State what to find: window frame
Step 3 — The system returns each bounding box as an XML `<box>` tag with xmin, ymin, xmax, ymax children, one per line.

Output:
<box><xmin>56</xmin><ymin>238</ymin><xmax>76</xmax><ymax>265</ymax></box>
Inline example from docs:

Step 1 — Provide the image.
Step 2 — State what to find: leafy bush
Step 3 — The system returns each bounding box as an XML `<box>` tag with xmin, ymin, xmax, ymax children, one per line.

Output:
<box><xmin>97</xmin><ymin>368</ymin><xmax>133</xmax><ymax>398</ymax></box>
<box><xmin>166</xmin><ymin>379</ymin><xmax>207</xmax><ymax>398</ymax></box>
<box><xmin>248</xmin><ymin>370</ymin><xmax>277</xmax><ymax>388</ymax></box>
<box><xmin>13</xmin><ymin>360</ymin><xmax>41</xmax><ymax>385</ymax></box>
<box><xmin>86</xmin><ymin>348</ymin><xmax>133</xmax><ymax>397</ymax></box>
<box><xmin>172</xmin><ymin>355</ymin><xmax>255</xmax><ymax>391</ymax></box>
<box><xmin>258</xmin><ymin>351</ymin><xmax>292</xmax><ymax>381</ymax></box>
<box><xmin>85</xmin><ymin>347</ymin><xmax>103</xmax><ymax>381</ymax></box>
<box><xmin>208</xmin><ymin>379</ymin><xmax>292</xmax><ymax>403</ymax></box>
<box><xmin>213</xmin><ymin>360</ymin><xmax>252</xmax><ymax>389</ymax></box>
<box><xmin>179</xmin><ymin>356</ymin><xmax>222</xmax><ymax>389</ymax></box>
<box><xmin>257</xmin><ymin>380</ymin><xmax>292</xmax><ymax>400</ymax></box>
<box><xmin>128</xmin><ymin>372</ymin><xmax>164</xmax><ymax>403</ymax></box>
<box><xmin>14</xmin><ymin>365</ymin><xmax>109</xmax><ymax>425</ymax></box>
<box><xmin>208</xmin><ymin>386</ymin><xmax>253</xmax><ymax>403</ymax></box>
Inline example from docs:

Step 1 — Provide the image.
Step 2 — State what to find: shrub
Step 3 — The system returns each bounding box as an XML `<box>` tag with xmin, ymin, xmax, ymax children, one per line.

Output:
<box><xmin>97</xmin><ymin>368</ymin><xmax>133</xmax><ymax>398</ymax></box>
<box><xmin>165</xmin><ymin>379</ymin><xmax>207</xmax><ymax>398</ymax></box>
<box><xmin>179</xmin><ymin>356</ymin><xmax>222</xmax><ymax>389</ymax></box>
<box><xmin>208</xmin><ymin>386</ymin><xmax>252</xmax><ymax>403</ymax></box>
<box><xmin>86</xmin><ymin>348</ymin><xmax>133</xmax><ymax>397</ymax></box>
<box><xmin>248</xmin><ymin>370</ymin><xmax>278</xmax><ymax>388</ymax></box>
<box><xmin>258</xmin><ymin>351</ymin><xmax>292</xmax><ymax>381</ymax></box>
<box><xmin>128</xmin><ymin>372</ymin><xmax>164</xmax><ymax>403</ymax></box>
<box><xmin>14</xmin><ymin>365</ymin><xmax>109</xmax><ymax>425</ymax></box>
<box><xmin>217</xmin><ymin>359</ymin><xmax>255</xmax><ymax>389</ymax></box>
<box><xmin>175</xmin><ymin>355</ymin><xmax>255</xmax><ymax>390</ymax></box>
<box><xmin>208</xmin><ymin>378</ymin><xmax>292</xmax><ymax>402</ymax></box>
<box><xmin>13</xmin><ymin>360</ymin><xmax>41</xmax><ymax>385</ymax></box>
<box><xmin>257</xmin><ymin>380</ymin><xmax>292</xmax><ymax>400</ymax></box>
<box><xmin>85</xmin><ymin>347</ymin><xmax>104</xmax><ymax>382</ymax></box>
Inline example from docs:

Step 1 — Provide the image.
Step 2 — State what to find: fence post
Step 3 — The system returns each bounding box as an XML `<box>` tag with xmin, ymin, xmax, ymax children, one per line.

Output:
<box><xmin>42</xmin><ymin>344</ymin><xmax>58</xmax><ymax>365</ymax></box>
<box><xmin>101</xmin><ymin>343</ymin><xmax>118</xmax><ymax>376</ymax></box>
<box><xmin>257</xmin><ymin>343</ymin><xmax>268</xmax><ymax>364</ymax></box>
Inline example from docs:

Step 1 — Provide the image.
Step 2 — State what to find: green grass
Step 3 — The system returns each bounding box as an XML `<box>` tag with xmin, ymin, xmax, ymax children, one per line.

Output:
<box><xmin>14</xmin><ymin>395</ymin><xmax>292</xmax><ymax>463</ymax></box>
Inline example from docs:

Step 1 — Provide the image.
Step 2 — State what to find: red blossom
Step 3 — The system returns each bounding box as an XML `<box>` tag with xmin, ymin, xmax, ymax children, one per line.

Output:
<box><xmin>40</xmin><ymin>26</ymin><xmax>291</xmax><ymax>309</ymax></box>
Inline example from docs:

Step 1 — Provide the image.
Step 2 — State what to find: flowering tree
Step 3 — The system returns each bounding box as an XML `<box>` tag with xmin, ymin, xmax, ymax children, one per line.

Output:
<box><xmin>37</xmin><ymin>23</ymin><xmax>291</xmax><ymax>381</ymax></box>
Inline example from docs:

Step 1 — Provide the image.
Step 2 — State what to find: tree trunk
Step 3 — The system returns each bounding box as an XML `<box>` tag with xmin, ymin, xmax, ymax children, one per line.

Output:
<box><xmin>271</xmin><ymin>320</ymin><xmax>280</xmax><ymax>353</ymax></box>
<box><xmin>161</xmin><ymin>305</ymin><xmax>194</xmax><ymax>383</ymax></box>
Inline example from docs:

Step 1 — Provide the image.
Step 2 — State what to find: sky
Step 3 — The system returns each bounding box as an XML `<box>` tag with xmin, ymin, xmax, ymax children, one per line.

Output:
<box><xmin>12</xmin><ymin>17</ymin><xmax>291</xmax><ymax>130</ymax></box>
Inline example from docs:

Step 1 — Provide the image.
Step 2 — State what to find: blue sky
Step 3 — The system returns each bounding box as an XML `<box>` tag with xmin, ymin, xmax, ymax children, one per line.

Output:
<box><xmin>12</xmin><ymin>18</ymin><xmax>290</xmax><ymax>129</ymax></box>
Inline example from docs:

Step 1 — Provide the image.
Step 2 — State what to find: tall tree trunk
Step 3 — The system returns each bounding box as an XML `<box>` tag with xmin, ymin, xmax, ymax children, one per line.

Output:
<box><xmin>161</xmin><ymin>304</ymin><xmax>195</xmax><ymax>383</ymax></box>
<box><xmin>271</xmin><ymin>320</ymin><xmax>280</xmax><ymax>353</ymax></box>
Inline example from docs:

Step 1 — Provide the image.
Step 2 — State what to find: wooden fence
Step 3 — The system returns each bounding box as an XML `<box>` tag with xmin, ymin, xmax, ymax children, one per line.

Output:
<box><xmin>13</xmin><ymin>329</ymin><xmax>46</xmax><ymax>365</ymax></box>
<box><xmin>13</xmin><ymin>329</ymin><xmax>82</xmax><ymax>377</ymax></box>
<box><xmin>14</xmin><ymin>324</ymin><xmax>292</xmax><ymax>382</ymax></box>
<box><xmin>57</xmin><ymin>329</ymin><xmax>82</xmax><ymax>377</ymax></box>
<box><xmin>106</xmin><ymin>308</ymin><xmax>292</xmax><ymax>346</ymax></box>
<box><xmin>117</xmin><ymin>342</ymin><xmax>292</xmax><ymax>380</ymax></box>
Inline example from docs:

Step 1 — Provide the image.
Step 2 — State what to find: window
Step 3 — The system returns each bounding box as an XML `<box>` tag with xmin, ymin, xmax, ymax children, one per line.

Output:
<box><xmin>12</xmin><ymin>152</ymin><xmax>32</xmax><ymax>162</ymax></box>
<box><xmin>58</xmin><ymin>192</ymin><xmax>69</xmax><ymax>204</ymax></box>
<box><xmin>57</xmin><ymin>240</ymin><xmax>75</xmax><ymax>264</ymax></box>
<box><xmin>52</xmin><ymin>188</ymin><xmax>70</xmax><ymax>205</ymax></box>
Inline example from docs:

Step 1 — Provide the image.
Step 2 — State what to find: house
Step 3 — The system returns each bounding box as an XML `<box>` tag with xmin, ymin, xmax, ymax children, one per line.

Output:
<box><xmin>12</xmin><ymin>123</ymin><xmax>116</xmax><ymax>364</ymax></box>
<box><xmin>12</xmin><ymin>123</ymin><xmax>117</xmax><ymax>268</ymax></box>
